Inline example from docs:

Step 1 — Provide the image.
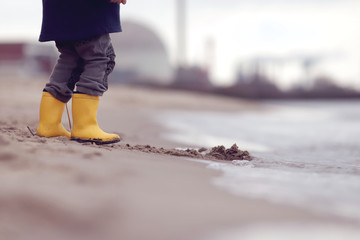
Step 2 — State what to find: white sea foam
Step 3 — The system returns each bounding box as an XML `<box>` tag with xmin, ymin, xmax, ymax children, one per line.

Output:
<box><xmin>208</xmin><ymin>162</ymin><xmax>360</xmax><ymax>221</ymax></box>
<box><xmin>156</xmin><ymin>100</ymin><xmax>360</xmax><ymax>222</ymax></box>
<box><xmin>203</xmin><ymin>222</ymin><xmax>360</xmax><ymax>240</ymax></box>
<box><xmin>162</xmin><ymin>131</ymin><xmax>271</xmax><ymax>152</ymax></box>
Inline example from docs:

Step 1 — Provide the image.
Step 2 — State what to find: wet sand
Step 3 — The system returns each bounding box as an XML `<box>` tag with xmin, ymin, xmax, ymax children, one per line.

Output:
<box><xmin>0</xmin><ymin>76</ymin><xmax>357</xmax><ymax>240</ymax></box>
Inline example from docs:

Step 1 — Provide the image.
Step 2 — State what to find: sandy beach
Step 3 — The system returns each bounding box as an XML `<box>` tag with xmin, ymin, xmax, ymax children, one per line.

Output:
<box><xmin>0</xmin><ymin>76</ymin><xmax>358</xmax><ymax>240</ymax></box>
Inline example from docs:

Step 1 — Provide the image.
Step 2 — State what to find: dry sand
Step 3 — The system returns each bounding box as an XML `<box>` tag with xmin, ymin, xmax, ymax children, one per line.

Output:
<box><xmin>0</xmin><ymin>76</ymin><xmax>358</xmax><ymax>240</ymax></box>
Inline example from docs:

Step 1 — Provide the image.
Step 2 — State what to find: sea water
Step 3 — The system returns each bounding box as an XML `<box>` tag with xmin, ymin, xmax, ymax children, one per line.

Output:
<box><xmin>156</xmin><ymin>100</ymin><xmax>360</xmax><ymax>223</ymax></box>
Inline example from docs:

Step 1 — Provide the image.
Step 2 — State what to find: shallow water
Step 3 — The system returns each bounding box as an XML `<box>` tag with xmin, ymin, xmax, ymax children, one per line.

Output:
<box><xmin>157</xmin><ymin>100</ymin><xmax>360</xmax><ymax>222</ymax></box>
<box><xmin>202</xmin><ymin>222</ymin><xmax>360</xmax><ymax>240</ymax></box>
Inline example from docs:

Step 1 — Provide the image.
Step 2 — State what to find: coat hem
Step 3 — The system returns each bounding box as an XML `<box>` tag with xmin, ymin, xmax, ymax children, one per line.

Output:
<box><xmin>39</xmin><ymin>28</ymin><xmax>122</xmax><ymax>42</ymax></box>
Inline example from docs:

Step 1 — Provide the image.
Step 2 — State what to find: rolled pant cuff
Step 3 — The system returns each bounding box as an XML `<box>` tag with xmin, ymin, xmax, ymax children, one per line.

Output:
<box><xmin>76</xmin><ymin>86</ymin><xmax>104</xmax><ymax>97</ymax></box>
<box><xmin>44</xmin><ymin>88</ymin><xmax>72</xmax><ymax>103</ymax></box>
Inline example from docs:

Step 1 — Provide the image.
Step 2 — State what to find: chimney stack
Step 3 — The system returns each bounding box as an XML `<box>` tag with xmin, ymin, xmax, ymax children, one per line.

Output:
<box><xmin>176</xmin><ymin>0</ymin><xmax>187</xmax><ymax>67</ymax></box>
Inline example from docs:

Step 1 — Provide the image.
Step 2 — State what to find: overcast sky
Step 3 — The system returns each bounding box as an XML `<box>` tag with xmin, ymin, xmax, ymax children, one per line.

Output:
<box><xmin>0</xmin><ymin>0</ymin><xmax>359</xmax><ymax>87</ymax></box>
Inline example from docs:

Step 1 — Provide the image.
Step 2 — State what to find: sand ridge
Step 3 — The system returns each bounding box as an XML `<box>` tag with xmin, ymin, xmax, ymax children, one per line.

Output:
<box><xmin>113</xmin><ymin>143</ymin><xmax>252</xmax><ymax>161</ymax></box>
<box><xmin>1</xmin><ymin>120</ymin><xmax>252</xmax><ymax>162</ymax></box>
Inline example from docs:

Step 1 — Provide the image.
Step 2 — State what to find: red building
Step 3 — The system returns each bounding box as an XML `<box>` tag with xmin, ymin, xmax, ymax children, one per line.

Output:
<box><xmin>0</xmin><ymin>42</ymin><xmax>57</xmax><ymax>76</ymax></box>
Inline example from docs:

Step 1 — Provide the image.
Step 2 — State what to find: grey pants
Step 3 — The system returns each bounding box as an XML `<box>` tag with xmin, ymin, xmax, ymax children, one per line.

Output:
<box><xmin>44</xmin><ymin>34</ymin><xmax>116</xmax><ymax>103</ymax></box>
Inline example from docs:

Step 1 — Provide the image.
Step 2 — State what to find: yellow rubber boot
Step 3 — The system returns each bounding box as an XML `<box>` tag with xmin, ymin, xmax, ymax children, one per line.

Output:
<box><xmin>36</xmin><ymin>92</ymin><xmax>71</xmax><ymax>139</ymax></box>
<box><xmin>71</xmin><ymin>93</ymin><xmax>120</xmax><ymax>145</ymax></box>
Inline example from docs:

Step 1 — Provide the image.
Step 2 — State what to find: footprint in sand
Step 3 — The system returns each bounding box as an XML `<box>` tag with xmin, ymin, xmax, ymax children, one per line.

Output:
<box><xmin>0</xmin><ymin>135</ymin><xmax>10</xmax><ymax>146</ymax></box>
<box><xmin>0</xmin><ymin>151</ymin><xmax>17</xmax><ymax>162</ymax></box>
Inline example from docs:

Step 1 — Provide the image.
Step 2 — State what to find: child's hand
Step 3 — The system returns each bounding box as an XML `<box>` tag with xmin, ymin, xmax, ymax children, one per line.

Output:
<box><xmin>110</xmin><ymin>0</ymin><xmax>127</xmax><ymax>4</ymax></box>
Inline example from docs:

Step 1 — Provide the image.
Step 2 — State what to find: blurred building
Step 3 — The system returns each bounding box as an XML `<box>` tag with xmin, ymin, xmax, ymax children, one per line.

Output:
<box><xmin>0</xmin><ymin>42</ymin><xmax>57</xmax><ymax>77</ymax></box>
<box><xmin>110</xmin><ymin>20</ymin><xmax>172</xmax><ymax>84</ymax></box>
<box><xmin>171</xmin><ymin>66</ymin><xmax>212</xmax><ymax>91</ymax></box>
<box><xmin>1</xmin><ymin>21</ymin><xmax>172</xmax><ymax>83</ymax></box>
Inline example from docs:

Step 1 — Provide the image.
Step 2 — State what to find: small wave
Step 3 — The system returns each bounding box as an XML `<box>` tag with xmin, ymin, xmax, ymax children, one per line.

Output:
<box><xmin>203</xmin><ymin>222</ymin><xmax>360</xmax><ymax>240</ymax></box>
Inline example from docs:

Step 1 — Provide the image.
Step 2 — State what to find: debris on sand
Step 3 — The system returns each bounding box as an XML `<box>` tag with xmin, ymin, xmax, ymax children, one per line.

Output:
<box><xmin>2</xmin><ymin>123</ymin><xmax>252</xmax><ymax>161</ymax></box>
<box><xmin>115</xmin><ymin>143</ymin><xmax>252</xmax><ymax>161</ymax></box>
<box><xmin>205</xmin><ymin>144</ymin><xmax>252</xmax><ymax>161</ymax></box>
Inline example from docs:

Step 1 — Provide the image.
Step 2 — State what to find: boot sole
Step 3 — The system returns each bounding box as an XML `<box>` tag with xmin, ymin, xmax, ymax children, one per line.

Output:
<box><xmin>71</xmin><ymin>137</ymin><xmax>120</xmax><ymax>145</ymax></box>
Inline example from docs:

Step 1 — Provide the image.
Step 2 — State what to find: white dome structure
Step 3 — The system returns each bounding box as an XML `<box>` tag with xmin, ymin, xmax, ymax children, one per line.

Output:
<box><xmin>111</xmin><ymin>20</ymin><xmax>172</xmax><ymax>83</ymax></box>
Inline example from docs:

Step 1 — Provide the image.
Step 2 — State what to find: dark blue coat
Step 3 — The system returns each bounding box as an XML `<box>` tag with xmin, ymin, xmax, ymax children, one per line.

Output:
<box><xmin>39</xmin><ymin>0</ymin><xmax>121</xmax><ymax>42</ymax></box>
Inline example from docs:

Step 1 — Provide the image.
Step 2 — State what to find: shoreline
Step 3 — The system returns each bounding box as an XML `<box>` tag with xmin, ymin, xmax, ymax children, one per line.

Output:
<box><xmin>1</xmin><ymin>76</ymin><xmax>359</xmax><ymax>240</ymax></box>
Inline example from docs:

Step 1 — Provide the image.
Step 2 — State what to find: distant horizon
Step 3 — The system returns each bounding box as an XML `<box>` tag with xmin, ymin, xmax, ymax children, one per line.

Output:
<box><xmin>0</xmin><ymin>0</ymin><xmax>359</xmax><ymax>89</ymax></box>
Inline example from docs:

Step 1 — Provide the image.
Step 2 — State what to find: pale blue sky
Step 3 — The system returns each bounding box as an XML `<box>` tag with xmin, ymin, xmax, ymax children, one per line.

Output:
<box><xmin>0</xmin><ymin>0</ymin><xmax>359</xmax><ymax>87</ymax></box>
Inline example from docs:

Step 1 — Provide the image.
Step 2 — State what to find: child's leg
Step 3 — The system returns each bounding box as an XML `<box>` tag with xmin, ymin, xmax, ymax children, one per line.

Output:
<box><xmin>44</xmin><ymin>41</ymin><xmax>84</xmax><ymax>103</ymax></box>
<box><xmin>73</xmin><ymin>34</ymin><xmax>116</xmax><ymax>96</ymax></box>
<box><xmin>37</xmin><ymin>42</ymin><xmax>82</xmax><ymax>139</ymax></box>
<box><xmin>69</xmin><ymin>34</ymin><xmax>119</xmax><ymax>144</ymax></box>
